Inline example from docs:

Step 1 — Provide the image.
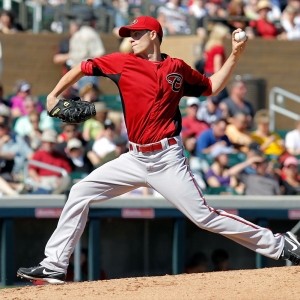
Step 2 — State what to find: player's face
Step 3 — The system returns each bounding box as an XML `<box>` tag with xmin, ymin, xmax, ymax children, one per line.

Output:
<box><xmin>129</xmin><ymin>30</ymin><xmax>152</xmax><ymax>56</ymax></box>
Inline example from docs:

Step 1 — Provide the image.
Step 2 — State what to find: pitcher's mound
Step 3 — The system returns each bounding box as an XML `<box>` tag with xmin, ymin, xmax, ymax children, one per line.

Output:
<box><xmin>1</xmin><ymin>266</ymin><xmax>299</xmax><ymax>300</ymax></box>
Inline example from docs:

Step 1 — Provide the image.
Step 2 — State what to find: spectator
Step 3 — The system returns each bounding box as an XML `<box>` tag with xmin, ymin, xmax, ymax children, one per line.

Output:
<box><xmin>56</xmin><ymin>124</ymin><xmax>86</xmax><ymax>157</ymax></box>
<box><xmin>211</xmin><ymin>249</ymin><xmax>230</xmax><ymax>271</ymax></box>
<box><xmin>280</xmin><ymin>5</ymin><xmax>300</xmax><ymax>40</ymax></box>
<box><xmin>204</xmin><ymin>0</ymin><xmax>228</xmax><ymax>33</ymax></box>
<box><xmin>79</xmin><ymin>83</ymin><xmax>101</xmax><ymax>103</ymax></box>
<box><xmin>14</xmin><ymin>97</ymin><xmax>54</xmax><ymax>136</ymax></box>
<box><xmin>28</xmin><ymin>130</ymin><xmax>72</xmax><ymax>194</ymax></box>
<box><xmin>225</xmin><ymin>112</ymin><xmax>253</xmax><ymax>153</ymax></box>
<box><xmin>229</xmin><ymin>152</ymin><xmax>281</xmax><ymax>195</ymax></box>
<box><xmin>226</xmin><ymin>0</ymin><xmax>248</xmax><ymax>33</ymax></box>
<box><xmin>203</xmin><ymin>23</ymin><xmax>230</xmax><ymax>100</ymax></box>
<box><xmin>251</xmin><ymin>109</ymin><xmax>285</xmax><ymax>156</ymax></box>
<box><xmin>157</xmin><ymin>0</ymin><xmax>191</xmax><ymax>36</ymax></box>
<box><xmin>0</xmin><ymin>10</ymin><xmax>23</xmax><ymax>34</ymax></box>
<box><xmin>10</xmin><ymin>81</ymin><xmax>43</xmax><ymax>118</ymax></box>
<box><xmin>53</xmin><ymin>20</ymin><xmax>80</xmax><ymax>76</ymax></box>
<box><xmin>90</xmin><ymin>120</ymin><xmax>117</xmax><ymax>165</ymax></box>
<box><xmin>197</xmin><ymin>95</ymin><xmax>223</xmax><ymax>125</ymax></box>
<box><xmin>203</xmin><ymin>23</ymin><xmax>229</xmax><ymax>77</ymax></box>
<box><xmin>82</xmin><ymin>102</ymin><xmax>109</xmax><ymax>141</ymax></box>
<box><xmin>221</xmin><ymin>79</ymin><xmax>254</xmax><ymax>125</ymax></box>
<box><xmin>182</xmin><ymin>97</ymin><xmax>210</xmax><ymax>139</ymax></box>
<box><xmin>0</xmin><ymin>110</ymin><xmax>33</xmax><ymax>182</ymax></box>
<box><xmin>196</xmin><ymin>118</ymin><xmax>231</xmax><ymax>155</ymax></box>
<box><xmin>244</xmin><ymin>0</ymin><xmax>259</xmax><ymax>20</ymax></box>
<box><xmin>68</xmin><ymin>8</ymin><xmax>105</xmax><ymax>91</ymax></box>
<box><xmin>205</xmin><ymin>144</ymin><xmax>244</xmax><ymax>193</ymax></box>
<box><xmin>23</xmin><ymin>112</ymin><xmax>43</xmax><ymax>151</ymax></box>
<box><xmin>285</xmin><ymin>120</ymin><xmax>300</xmax><ymax>155</ymax></box>
<box><xmin>280</xmin><ymin>156</ymin><xmax>300</xmax><ymax>195</ymax></box>
<box><xmin>182</xmin><ymin>134</ymin><xmax>208</xmax><ymax>190</ymax></box>
<box><xmin>96</xmin><ymin>135</ymin><xmax>128</xmax><ymax>167</ymax></box>
<box><xmin>0</xmin><ymin>175</ymin><xmax>26</xmax><ymax>196</ymax></box>
<box><xmin>249</xmin><ymin>0</ymin><xmax>280</xmax><ymax>38</ymax></box>
<box><xmin>185</xmin><ymin>251</ymin><xmax>209</xmax><ymax>273</ymax></box>
<box><xmin>65</xmin><ymin>138</ymin><xmax>94</xmax><ymax>173</ymax></box>
<box><xmin>0</xmin><ymin>83</ymin><xmax>10</xmax><ymax>108</ymax></box>
<box><xmin>189</xmin><ymin>0</ymin><xmax>208</xmax><ymax>39</ymax></box>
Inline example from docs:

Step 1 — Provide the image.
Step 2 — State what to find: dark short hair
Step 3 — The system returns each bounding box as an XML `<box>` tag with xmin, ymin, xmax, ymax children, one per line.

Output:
<box><xmin>211</xmin><ymin>118</ymin><xmax>228</xmax><ymax>126</ymax></box>
<box><xmin>211</xmin><ymin>249</ymin><xmax>229</xmax><ymax>265</ymax></box>
<box><xmin>186</xmin><ymin>252</ymin><xmax>208</xmax><ymax>269</ymax></box>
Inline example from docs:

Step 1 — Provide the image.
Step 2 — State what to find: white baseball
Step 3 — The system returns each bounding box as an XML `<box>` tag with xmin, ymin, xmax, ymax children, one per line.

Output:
<box><xmin>234</xmin><ymin>31</ymin><xmax>247</xmax><ymax>42</ymax></box>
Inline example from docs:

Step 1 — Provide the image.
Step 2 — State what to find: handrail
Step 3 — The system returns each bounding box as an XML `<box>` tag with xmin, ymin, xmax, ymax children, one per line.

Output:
<box><xmin>269</xmin><ymin>87</ymin><xmax>300</xmax><ymax>132</ymax></box>
<box><xmin>28</xmin><ymin>159</ymin><xmax>69</xmax><ymax>178</ymax></box>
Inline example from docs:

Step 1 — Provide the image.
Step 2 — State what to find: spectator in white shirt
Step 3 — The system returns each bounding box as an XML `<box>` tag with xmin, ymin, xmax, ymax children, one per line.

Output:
<box><xmin>281</xmin><ymin>5</ymin><xmax>300</xmax><ymax>40</ymax></box>
<box><xmin>90</xmin><ymin>120</ymin><xmax>116</xmax><ymax>165</ymax></box>
<box><xmin>285</xmin><ymin>120</ymin><xmax>300</xmax><ymax>155</ymax></box>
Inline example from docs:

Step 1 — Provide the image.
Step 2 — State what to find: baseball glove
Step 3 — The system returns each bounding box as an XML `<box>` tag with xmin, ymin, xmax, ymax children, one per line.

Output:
<box><xmin>48</xmin><ymin>97</ymin><xmax>96</xmax><ymax>124</ymax></box>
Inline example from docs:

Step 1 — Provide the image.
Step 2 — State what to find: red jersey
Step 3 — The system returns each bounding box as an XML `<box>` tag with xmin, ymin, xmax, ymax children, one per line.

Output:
<box><xmin>81</xmin><ymin>53</ymin><xmax>212</xmax><ymax>144</ymax></box>
<box><xmin>204</xmin><ymin>45</ymin><xmax>226</xmax><ymax>75</ymax></box>
<box><xmin>29</xmin><ymin>150</ymin><xmax>72</xmax><ymax>176</ymax></box>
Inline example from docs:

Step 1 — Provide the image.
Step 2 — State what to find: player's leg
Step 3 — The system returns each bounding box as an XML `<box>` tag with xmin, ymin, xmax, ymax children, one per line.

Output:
<box><xmin>18</xmin><ymin>152</ymin><xmax>146</xmax><ymax>283</ymax></box>
<box><xmin>147</xmin><ymin>142</ymin><xmax>284</xmax><ymax>260</ymax></box>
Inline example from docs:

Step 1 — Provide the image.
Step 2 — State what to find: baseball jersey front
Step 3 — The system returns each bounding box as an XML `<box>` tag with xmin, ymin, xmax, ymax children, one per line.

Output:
<box><xmin>81</xmin><ymin>52</ymin><xmax>212</xmax><ymax>144</ymax></box>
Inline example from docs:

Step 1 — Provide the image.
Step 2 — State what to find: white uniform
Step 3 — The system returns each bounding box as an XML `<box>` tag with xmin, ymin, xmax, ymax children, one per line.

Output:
<box><xmin>40</xmin><ymin>136</ymin><xmax>284</xmax><ymax>273</ymax></box>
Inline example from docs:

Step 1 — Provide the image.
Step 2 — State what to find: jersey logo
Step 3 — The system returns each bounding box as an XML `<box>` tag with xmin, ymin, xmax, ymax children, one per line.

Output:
<box><xmin>166</xmin><ymin>73</ymin><xmax>183</xmax><ymax>92</ymax></box>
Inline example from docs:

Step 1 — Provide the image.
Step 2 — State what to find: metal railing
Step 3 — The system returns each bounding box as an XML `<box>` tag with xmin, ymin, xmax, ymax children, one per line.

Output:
<box><xmin>269</xmin><ymin>87</ymin><xmax>300</xmax><ymax>132</ymax></box>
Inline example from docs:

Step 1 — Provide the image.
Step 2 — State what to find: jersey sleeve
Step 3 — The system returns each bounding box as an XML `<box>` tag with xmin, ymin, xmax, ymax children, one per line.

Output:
<box><xmin>81</xmin><ymin>52</ymin><xmax>126</xmax><ymax>76</ymax></box>
<box><xmin>181</xmin><ymin>61</ymin><xmax>212</xmax><ymax>97</ymax></box>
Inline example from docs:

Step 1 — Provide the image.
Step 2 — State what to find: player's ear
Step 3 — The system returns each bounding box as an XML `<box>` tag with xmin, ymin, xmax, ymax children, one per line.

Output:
<box><xmin>149</xmin><ymin>30</ymin><xmax>157</xmax><ymax>41</ymax></box>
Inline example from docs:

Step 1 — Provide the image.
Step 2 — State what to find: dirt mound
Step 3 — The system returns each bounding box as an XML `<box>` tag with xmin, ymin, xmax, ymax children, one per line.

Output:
<box><xmin>1</xmin><ymin>266</ymin><xmax>299</xmax><ymax>300</ymax></box>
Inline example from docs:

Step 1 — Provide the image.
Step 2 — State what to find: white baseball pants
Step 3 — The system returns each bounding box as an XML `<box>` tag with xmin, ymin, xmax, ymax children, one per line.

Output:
<box><xmin>40</xmin><ymin>136</ymin><xmax>284</xmax><ymax>273</ymax></box>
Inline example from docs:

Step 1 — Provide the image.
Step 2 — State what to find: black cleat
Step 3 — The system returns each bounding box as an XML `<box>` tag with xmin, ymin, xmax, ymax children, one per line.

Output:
<box><xmin>281</xmin><ymin>232</ymin><xmax>300</xmax><ymax>265</ymax></box>
<box><xmin>17</xmin><ymin>264</ymin><xmax>66</xmax><ymax>284</ymax></box>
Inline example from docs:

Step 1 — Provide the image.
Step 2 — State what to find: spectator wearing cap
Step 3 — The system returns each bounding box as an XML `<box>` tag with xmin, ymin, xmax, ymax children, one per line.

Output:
<box><xmin>280</xmin><ymin>156</ymin><xmax>300</xmax><ymax>195</ymax></box>
<box><xmin>28</xmin><ymin>129</ymin><xmax>72</xmax><ymax>194</ymax></box>
<box><xmin>249</xmin><ymin>0</ymin><xmax>280</xmax><ymax>39</ymax></box>
<box><xmin>68</xmin><ymin>8</ymin><xmax>105</xmax><ymax>92</ymax></box>
<box><xmin>182</xmin><ymin>97</ymin><xmax>210</xmax><ymax>139</ymax></box>
<box><xmin>157</xmin><ymin>0</ymin><xmax>191</xmax><ymax>36</ymax></box>
<box><xmin>196</xmin><ymin>118</ymin><xmax>231</xmax><ymax>155</ymax></box>
<box><xmin>196</xmin><ymin>95</ymin><xmax>223</xmax><ymax>125</ymax></box>
<box><xmin>13</xmin><ymin>97</ymin><xmax>55</xmax><ymax>137</ymax></box>
<box><xmin>82</xmin><ymin>102</ymin><xmax>109</xmax><ymax>141</ymax></box>
<box><xmin>229</xmin><ymin>152</ymin><xmax>281</xmax><ymax>195</ymax></box>
<box><xmin>0</xmin><ymin>110</ymin><xmax>33</xmax><ymax>182</ymax></box>
<box><xmin>65</xmin><ymin>138</ymin><xmax>94</xmax><ymax>173</ymax></box>
<box><xmin>89</xmin><ymin>119</ymin><xmax>117</xmax><ymax>166</ymax></box>
<box><xmin>56</xmin><ymin>123</ymin><xmax>86</xmax><ymax>158</ymax></box>
<box><xmin>10</xmin><ymin>81</ymin><xmax>43</xmax><ymax>118</ymax></box>
<box><xmin>205</xmin><ymin>144</ymin><xmax>244</xmax><ymax>193</ymax></box>
<box><xmin>221</xmin><ymin>79</ymin><xmax>254</xmax><ymax>126</ymax></box>
<box><xmin>285</xmin><ymin>120</ymin><xmax>300</xmax><ymax>155</ymax></box>
<box><xmin>225</xmin><ymin>112</ymin><xmax>253</xmax><ymax>153</ymax></box>
<box><xmin>251</xmin><ymin>109</ymin><xmax>285</xmax><ymax>156</ymax></box>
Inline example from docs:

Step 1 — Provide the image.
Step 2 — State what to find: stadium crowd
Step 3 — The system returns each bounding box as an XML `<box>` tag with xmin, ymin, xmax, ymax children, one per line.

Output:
<box><xmin>0</xmin><ymin>75</ymin><xmax>299</xmax><ymax>197</ymax></box>
<box><xmin>0</xmin><ymin>0</ymin><xmax>298</xmax><ymax>197</ymax></box>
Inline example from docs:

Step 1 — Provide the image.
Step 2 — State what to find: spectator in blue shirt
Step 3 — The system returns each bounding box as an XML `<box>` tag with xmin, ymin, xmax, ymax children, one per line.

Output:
<box><xmin>196</xmin><ymin>118</ymin><xmax>231</xmax><ymax>156</ymax></box>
